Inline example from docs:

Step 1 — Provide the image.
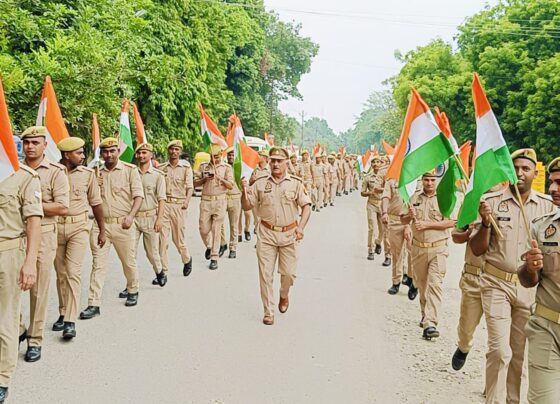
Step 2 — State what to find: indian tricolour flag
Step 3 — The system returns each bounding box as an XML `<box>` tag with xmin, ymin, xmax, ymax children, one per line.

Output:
<box><xmin>359</xmin><ymin>149</ymin><xmax>372</xmax><ymax>173</ymax></box>
<box><xmin>132</xmin><ymin>102</ymin><xmax>147</xmax><ymax>145</ymax></box>
<box><xmin>456</xmin><ymin>73</ymin><xmax>517</xmax><ymax>227</ymax></box>
<box><xmin>199</xmin><ymin>104</ymin><xmax>227</xmax><ymax>152</ymax></box>
<box><xmin>88</xmin><ymin>113</ymin><xmax>101</xmax><ymax>168</ymax></box>
<box><xmin>226</xmin><ymin>114</ymin><xmax>259</xmax><ymax>186</ymax></box>
<box><xmin>0</xmin><ymin>77</ymin><xmax>19</xmax><ymax>182</ymax></box>
<box><xmin>36</xmin><ymin>76</ymin><xmax>69</xmax><ymax>162</ymax></box>
<box><xmin>386</xmin><ymin>88</ymin><xmax>455</xmax><ymax>202</ymax></box>
<box><xmin>118</xmin><ymin>99</ymin><xmax>134</xmax><ymax>162</ymax></box>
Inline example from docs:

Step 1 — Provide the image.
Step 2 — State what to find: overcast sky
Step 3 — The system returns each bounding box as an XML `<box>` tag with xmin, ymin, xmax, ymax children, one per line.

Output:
<box><xmin>264</xmin><ymin>0</ymin><xmax>497</xmax><ymax>134</ymax></box>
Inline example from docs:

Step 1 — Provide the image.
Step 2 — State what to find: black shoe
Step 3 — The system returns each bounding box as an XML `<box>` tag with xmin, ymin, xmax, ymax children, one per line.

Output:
<box><xmin>402</xmin><ymin>274</ymin><xmax>412</xmax><ymax>287</ymax></box>
<box><xmin>52</xmin><ymin>315</ymin><xmax>64</xmax><ymax>332</ymax></box>
<box><xmin>330</xmin><ymin>203</ymin><xmax>334</xmax><ymax>206</ymax></box>
<box><xmin>312</xmin><ymin>205</ymin><xmax>316</xmax><ymax>211</ymax></box>
<box><xmin>118</xmin><ymin>288</ymin><xmax>128</xmax><ymax>298</ymax></box>
<box><xmin>125</xmin><ymin>293</ymin><xmax>138</xmax><ymax>307</ymax></box>
<box><xmin>253</xmin><ymin>228</ymin><xmax>256</xmax><ymax>234</ymax></box>
<box><xmin>344</xmin><ymin>191</ymin><xmax>348</xmax><ymax>195</ymax></box>
<box><xmin>0</xmin><ymin>386</ymin><xmax>7</xmax><ymax>403</ymax></box>
<box><xmin>157</xmin><ymin>271</ymin><xmax>167</xmax><ymax>286</ymax></box>
<box><xmin>375</xmin><ymin>244</ymin><xmax>382</xmax><ymax>255</ymax></box>
<box><xmin>367</xmin><ymin>252</ymin><xmax>375</xmax><ymax>260</ymax></box>
<box><xmin>219</xmin><ymin>244</ymin><xmax>228</xmax><ymax>257</ymax></box>
<box><xmin>209</xmin><ymin>260</ymin><xmax>218</xmax><ymax>270</ymax></box>
<box><xmin>408</xmin><ymin>285</ymin><xmax>418</xmax><ymax>301</ymax></box>
<box><xmin>62</xmin><ymin>322</ymin><xmax>76</xmax><ymax>340</ymax></box>
<box><xmin>79</xmin><ymin>306</ymin><xmax>100</xmax><ymax>320</ymax></box>
<box><xmin>152</xmin><ymin>278</ymin><xmax>159</xmax><ymax>285</ymax></box>
<box><xmin>24</xmin><ymin>346</ymin><xmax>41</xmax><ymax>362</ymax></box>
<box><xmin>205</xmin><ymin>248</ymin><xmax>211</xmax><ymax>260</ymax></box>
<box><xmin>183</xmin><ymin>257</ymin><xmax>192</xmax><ymax>277</ymax></box>
<box><xmin>228</xmin><ymin>250</ymin><xmax>236</xmax><ymax>259</ymax></box>
<box><xmin>452</xmin><ymin>348</ymin><xmax>468</xmax><ymax>370</ymax></box>
<box><xmin>19</xmin><ymin>329</ymin><xmax>27</xmax><ymax>345</ymax></box>
<box><xmin>423</xmin><ymin>327</ymin><xmax>440</xmax><ymax>340</ymax></box>
<box><xmin>244</xmin><ymin>231</ymin><xmax>251</xmax><ymax>241</ymax></box>
<box><xmin>238</xmin><ymin>235</ymin><xmax>243</xmax><ymax>243</ymax></box>
<box><xmin>388</xmin><ymin>283</ymin><xmax>400</xmax><ymax>295</ymax></box>
<box><xmin>382</xmin><ymin>257</ymin><xmax>391</xmax><ymax>267</ymax></box>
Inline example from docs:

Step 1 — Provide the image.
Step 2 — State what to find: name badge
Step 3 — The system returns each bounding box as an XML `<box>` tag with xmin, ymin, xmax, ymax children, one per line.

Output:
<box><xmin>543</xmin><ymin>242</ymin><xmax>558</xmax><ymax>247</ymax></box>
<box><xmin>497</xmin><ymin>217</ymin><xmax>511</xmax><ymax>222</ymax></box>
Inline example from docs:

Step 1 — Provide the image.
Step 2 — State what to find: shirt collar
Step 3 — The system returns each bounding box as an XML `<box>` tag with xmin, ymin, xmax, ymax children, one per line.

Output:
<box><xmin>503</xmin><ymin>186</ymin><xmax>538</xmax><ymax>206</ymax></box>
<box><xmin>552</xmin><ymin>208</ymin><xmax>560</xmax><ymax>221</ymax></box>
<box><xmin>102</xmin><ymin>160</ymin><xmax>123</xmax><ymax>171</ymax></box>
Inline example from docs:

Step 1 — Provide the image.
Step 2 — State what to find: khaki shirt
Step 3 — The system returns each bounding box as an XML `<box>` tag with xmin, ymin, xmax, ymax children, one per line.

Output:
<box><xmin>362</xmin><ymin>170</ymin><xmax>385</xmax><ymax>206</ymax></box>
<box><xmin>159</xmin><ymin>160</ymin><xmax>193</xmax><ymax>199</ymax></box>
<box><xmin>99</xmin><ymin>161</ymin><xmax>144</xmax><ymax>218</ymax></box>
<box><xmin>67</xmin><ymin>166</ymin><xmax>102</xmax><ymax>216</ymax></box>
<box><xmin>29</xmin><ymin>156</ymin><xmax>69</xmax><ymax>225</ymax></box>
<box><xmin>530</xmin><ymin>209</ymin><xmax>560</xmax><ymax>312</ymax></box>
<box><xmin>329</xmin><ymin>164</ymin><xmax>338</xmax><ymax>182</ymax></box>
<box><xmin>248</xmin><ymin>174</ymin><xmax>311</xmax><ymax>246</ymax></box>
<box><xmin>196</xmin><ymin>162</ymin><xmax>234</xmax><ymax>196</ymax></box>
<box><xmin>0</xmin><ymin>165</ymin><xmax>44</xmax><ymax>242</ymax></box>
<box><xmin>138</xmin><ymin>166</ymin><xmax>166</xmax><ymax>212</ymax></box>
<box><xmin>311</xmin><ymin>163</ymin><xmax>324</xmax><ymax>184</ymax></box>
<box><xmin>478</xmin><ymin>187</ymin><xmax>554</xmax><ymax>274</ymax></box>
<box><xmin>297</xmin><ymin>161</ymin><xmax>312</xmax><ymax>182</ymax></box>
<box><xmin>452</xmin><ymin>227</ymin><xmax>485</xmax><ymax>268</ymax></box>
<box><xmin>382</xmin><ymin>179</ymin><xmax>407</xmax><ymax>219</ymax></box>
<box><xmin>252</xmin><ymin>165</ymin><xmax>270</xmax><ymax>181</ymax></box>
<box><xmin>410</xmin><ymin>191</ymin><xmax>453</xmax><ymax>243</ymax></box>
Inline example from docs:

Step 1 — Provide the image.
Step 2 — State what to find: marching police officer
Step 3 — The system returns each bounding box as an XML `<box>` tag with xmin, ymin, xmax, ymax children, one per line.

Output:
<box><xmin>221</xmin><ymin>146</ymin><xmax>242</xmax><ymax>259</ymax></box>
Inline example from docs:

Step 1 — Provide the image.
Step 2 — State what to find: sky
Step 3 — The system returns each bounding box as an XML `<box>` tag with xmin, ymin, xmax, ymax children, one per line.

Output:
<box><xmin>264</xmin><ymin>0</ymin><xmax>498</xmax><ymax>134</ymax></box>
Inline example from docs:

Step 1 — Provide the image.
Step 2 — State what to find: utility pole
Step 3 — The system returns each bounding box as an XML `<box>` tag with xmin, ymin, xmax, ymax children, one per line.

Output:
<box><xmin>300</xmin><ymin>110</ymin><xmax>305</xmax><ymax>150</ymax></box>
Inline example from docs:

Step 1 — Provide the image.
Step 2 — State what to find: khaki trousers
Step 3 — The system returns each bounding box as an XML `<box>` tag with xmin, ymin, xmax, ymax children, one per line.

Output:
<box><xmin>21</xmin><ymin>226</ymin><xmax>57</xmax><ymax>347</ymax></box>
<box><xmin>337</xmin><ymin>176</ymin><xmax>343</xmax><ymax>194</ymax></box>
<box><xmin>88</xmin><ymin>222</ymin><xmax>139</xmax><ymax>306</ymax></box>
<box><xmin>55</xmin><ymin>220</ymin><xmax>90</xmax><ymax>323</ymax></box>
<box><xmin>411</xmin><ymin>244</ymin><xmax>447</xmax><ymax>329</ymax></box>
<box><xmin>525</xmin><ymin>315</ymin><xmax>560</xmax><ymax>404</ymax></box>
<box><xmin>330</xmin><ymin>180</ymin><xmax>338</xmax><ymax>203</ymax></box>
<box><xmin>0</xmin><ymin>244</ymin><xmax>25</xmax><ymax>387</ymax></box>
<box><xmin>344</xmin><ymin>175</ymin><xmax>350</xmax><ymax>192</ymax></box>
<box><xmin>135</xmin><ymin>215</ymin><xmax>163</xmax><ymax>274</ymax></box>
<box><xmin>457</xmin><ymin>272</ymin><xmax>483</xmax><ymax>353</ymax></box>
<box><xmin>199</xmin><ymin>199</ymin><xmax>227</xmax><ymax>259</ymax></box>
<box><xmin>256</xmin><ymin>239</ymin><xmax>297</xmax><ymax>317</ymax></box>
<box><xmin>313</xmin><ymin>180</ymin><xmax>324</xmax><ymax>210</ymax></box>
<box><xmin>481</xmin><ymin>273</ymin><xmax>534</xmax><ymax>404</ymax></box>
<box><xmin>160</xmin><ymin>202</ymin><xmax>190</xmax><ymax>273</ymax></box>
<box><xmin>221</xmin><ymin>197</ymin><xmax>241</xmax><ymax>251</ymax></box>
<box><xmin>388</xmin><ymin>221</ymin><xmax>412</xmax><ymax>285</ymax></box>
<box><xmin>366</xmin><ymin>203</ymin><xmax>390</xmax><ymax>255</ymax></box>
<box><xmin>239</xmin><ymin>210</ymin><xmax>251</xmax><ymax>233</ymax></box>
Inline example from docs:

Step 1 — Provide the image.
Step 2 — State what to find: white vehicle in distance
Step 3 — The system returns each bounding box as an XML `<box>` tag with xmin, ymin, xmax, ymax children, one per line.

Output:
<box><xmin>244</xmin><ymin>136</ymin><xmax>267</xmax><ymax>152</ymax></box>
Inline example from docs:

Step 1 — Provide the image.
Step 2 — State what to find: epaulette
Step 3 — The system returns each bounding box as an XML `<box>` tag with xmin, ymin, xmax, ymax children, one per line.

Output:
<box><xmin>49</xmin><ymin>161</ymin><xmax>67</xmax><ymax>171</ymax></box>
<box><xmin>77</xmin><ymin>166</ymin><xmax>95</xmax><ymax>173</ymax></box>
<box><xmin>254</xmin><ymin>175</ymin><xmax>268</xmax><ymax>184</ymax></box>
<box><xmin>121</xmin><ymin>161</ymin><xmax>136</xmax><ymax>169</ymax></box>
<box><xmin>289</xmin><ymin>174</ymin><xmax>303</xmax><ymax>182</ymax></box>
<box><xmin>534</xmin><ymin>191</ymin><xmax>552</xmax><ymax>201</ymax></box>
<box><xmin>159</xmin><ymin>162</ymin><xmax>169</xmax><ymax>169</ymax></box>
<box><xmin>19</xmin><ymin>163</ymin><xmax>39</xmax><ymax>177</ymax></box>
<box><xmin>532</xmin><ymin>211</ymin><xmax>556</xmax><ymax>224</ymax></box>
<box><xmin>179</xmin><ymin>159</ymin><xmax>191</xmax><ymax>167</ymax></box>
<box><xmin>152</xmin><ymin>167</ymin><xmax>165</xmax><ymax>175</ymax></box>
<box><xmin>482</xmin><ymin>189</ymin><xmax>507</xmax><ymax>200</ymax></box>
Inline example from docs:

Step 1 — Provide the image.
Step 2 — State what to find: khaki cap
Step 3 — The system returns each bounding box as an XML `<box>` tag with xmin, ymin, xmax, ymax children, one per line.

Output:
<box><xmin>423</xmin><ymin>169</ymin><xmax>438</xmax><ymax>177</ymax></box>
<box><xmin>167</xmin><ymin>140</ymin><xmax>183</xmax><ymax>149</ymax></box>
<box><xmin>547</xmin><ymin>157</ymin><xmax>560</xmax><ymax>173</ymax></box>
<box><xmin>301</xmin><ymin>149</ymin><xmax>309</xmax><ymax>156</ymax></box>
<box><xmin>269</xmin><ymin>147</ymin><xmax>289</xmax><ymax>160</ymax></box>
<box><xmin>21</xmin><ymin>126</ymin><xmax>47</xmax><ymax>139</ymax></box>
<box><xmin>258</xmin><ymin>149</ymin><xmax>269</xmax><ymax>157</ymax></box>
<box><xmin>99</xmin><ymin>137</ymin><xmax>119</xmax><ymax>149</ymax></box>
<box><xmin>328</xmin><ymin>155</ymin><xmax>335</xmax><ymax>160</ymax></box>
<box><xmin>209</xmin><ymin>143</ymin><xmax>223</xmax><ymax>156</ymax></box>
<box><xmin>225</xmin><ymin>146</ymin><xmax>234</xmax><ymax>154</ymax></box>
<box><xmin>57</xmin><ymin>137</ymin><xmax>85</xmax><ymax>152</ymax></box>
<box><xmin>135</xmin><ymin>143</ymin><xmax>153</xmax><ymax>153</ymax></box>
<box><xmin>511</xmin><ymin>148</ymin><xmax>537</xmax><ymax>165</ymax></box>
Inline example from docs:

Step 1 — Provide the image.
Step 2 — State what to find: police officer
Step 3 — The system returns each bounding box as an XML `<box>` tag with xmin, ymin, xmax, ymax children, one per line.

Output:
<box><xmin>381</xmin><ymin>178</ymin><xmax>416</xmax><ymax>298</ymax></box>
<box><xmin>80</xmin><ymin>137</ymin><xmax>144</xmax><ymax>319</ymax></box>
<box><xmin>335</xmin><ymin>153</ymin><xmax>344</xmax><ymax>196</ymax></box>
<box><xmin>159</xmin><ymin>140</ymin><xmax>194</xmax><ymax>277</ymax></box>
<box><xmin>297</xmin><ymin>149</ymin><xmax>313</xmax><ymax>197</ymax></box>
<box><xmin>221</xmin><ymin>146</ymin><xmax>242</xmax><ymax>259</ymax></box>
<box><xmin>311</xmin><ymin>154</ymin><xmax>325</xmax><ymax>212</ymax></box>
<box><xmin>321</xmin><ymin>154</ymin><xmax>330</xmax><ymax>209</ymax></box>
<box><xmin>343</xmin><ymin>155</ymin><xmax>352</xmax><ymax>195</ymax></box>
<box><xmin>241</xmin><ymin>147</ymin><xmax>311</xmax><ymax>325</ymax></box>
<box><xmin>402</xmin><ymin>172</ymin><xmax>456</xmax><ymax>340</ymax></box>
<box><xmin>471</xmin><ymin>149</ymin><xmax>554</xmax><ymax>403</ymax></box>
<box><xmin>327</xmin><ymin>154</ymin><xmax>339</xmax><ymax>206</ymax></box>
<box><xmin>131</xmin><ymin>143</ymin><xmax>167</xmax><ymax>289</ymax></box>
<box><xmin>194</xmin><ymin>144</ymin><xmax>234</xmax><ymax>270</ymax></box>
<box><xmin>518</xmin><ymin>157</ymin><xmax>560</xmax><ymax>404</ymax></box>
<box><xmin>0</xmin><ymin>163</ymin><xmax>42</xmax><ymax>403</ymax></box>
<box><xmin>249</xmin><ymin>150</ymin><xmax>270</xmax><ymax>234</ymax></box>
<box><xmin>53</xmin><ymin>137</ymin><xmax>105</xmax><ymax>340</ymax></box>
<box><xmin>20</xmin><ymin>126</ymin><xmax>69</xmax><ymax>362</ymax></box>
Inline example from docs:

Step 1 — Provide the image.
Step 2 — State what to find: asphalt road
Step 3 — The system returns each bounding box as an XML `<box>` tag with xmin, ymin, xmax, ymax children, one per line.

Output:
<box><xmin>11</xmin><ymin>190</ymin><xmax>527</xmax><ymax>403</ymax></box>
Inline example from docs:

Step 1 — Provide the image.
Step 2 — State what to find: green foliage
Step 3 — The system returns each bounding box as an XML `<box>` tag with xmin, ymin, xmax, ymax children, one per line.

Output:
<box><xmin>0</xmin><ymin>0</ymin><xmax>317</xmax><ymax>157</ymax></box>
<box><xmin>292</xmin><ymin>117</ymin><xmax>339</xmax><ymax>153</ymax></box>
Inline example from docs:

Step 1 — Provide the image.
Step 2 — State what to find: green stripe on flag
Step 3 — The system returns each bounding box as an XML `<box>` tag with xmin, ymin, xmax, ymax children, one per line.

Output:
<box><xmin>437</xmin><ymin>158</ymin><xmax>461</xmax><ymax>218</ymax></box>
<box><xmin>119</xmin><ymin>123</ymin><xmax>134</xmax><ymax>163</ymax></box>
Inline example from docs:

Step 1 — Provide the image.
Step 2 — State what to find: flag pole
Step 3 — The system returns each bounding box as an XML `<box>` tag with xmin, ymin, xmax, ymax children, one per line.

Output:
<box><xmin>513</xmin><ymin>183</ymin><xmax>533</xmax><ymax>244</ymax></box>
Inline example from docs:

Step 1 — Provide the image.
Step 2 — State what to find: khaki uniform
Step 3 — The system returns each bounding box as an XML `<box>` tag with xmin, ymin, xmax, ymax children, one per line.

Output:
<box><xmin>55</xmin><ymin>166</ymin><xmax>101</xmax><ymax>324</ymax></box>
<box><xmin>248</xmin><ymin>174</ymin><xmax>311</xmax><ymax>316</ymax></box>
<box><xmin>455</xmin><ymin>237</ymin><xmax>485</xmax><ymax>354</ymax></box>
<box><xmin>297</xmin><ymin>160</ymin><xmax>313</xmax><ymax>194</ymax></box>
<box><xmin>0</xmin><ymin>167</ymin><xmax>43</xmax><ymax>388</ymax></box>
<box><xmin>382</xmin><ymin>179</ymin><xmax>411</xmax><ymax>284</ymax></box>
<box><xmin>88</xmin><ymin>161</ymin><xmax>144</xmax><ymax>306</ymax></box>
<box><xmin>343</xmin><ymin>160</ymin><xmax>352</xmax><ymax>192</ymax></box>
<box><xmin>410</xmin><ymin>191</ymin><xmax>452</xmax><ymax>329</ymax></box>
<box><xmin>221</xmin><ymin>175</ymin><xmax>242</xmax><ymax>252</ymax></box>
<box><xmin>251</xmin><ymin>166</ymin><xmax>271</xmax><ymax>231</ymax></box>
<box><xmin>524</xmin><ymin>210</ymin><xmax>560</xmax><ymax>403</ymax></box>
<box><xmin>135</xmin><ymin>166</ymin><xmax>166</xmax><ymax>274</ymax></box>
<box><xmin>21</xmin><ymin>157</ymin><xmax>69</xmax><ymax>347</ymax></box>
<box><xmin>196</xmin><ymin>162</ymin><xmax>234</xmax><ymax>259</ymax></box>
<box><xmin>328</xmin><ymin>163</ymin><xmax>338</xmax><ymax>203</ymax></box>
<box><xmin>322</xmin><ymin>162</ymin><xmax>330</xmax><ymax>202</ymax></box>
<box><xmin>336</xmin><ymin>158</ymin><xmax>344</xmax><ymax>194</ymax></box>
<box><xmin>363</xmin><ymin>170</ymin><xmax>390</xmax><ymax>256</ymax></box>
<box><xmin>311</xmin><ymin>162</ymin><xmax>325</xmax><ymax>210</ymax></box>
<box><xmin>159</xmin><ymin>160</ymin><xmax>193</xmax><ymax>272</ymax></box>
<box><xmin>478</xmin><ymin>187</ymin><xmax>554</xmax><ymax>404</ymax></box>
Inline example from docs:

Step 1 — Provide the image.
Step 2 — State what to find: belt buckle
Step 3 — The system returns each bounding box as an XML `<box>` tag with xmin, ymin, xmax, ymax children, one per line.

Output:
<box><xmin>273</xmin><ymin>225</ymin><xmax>282</xmax><ymax>232</ymax></box>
